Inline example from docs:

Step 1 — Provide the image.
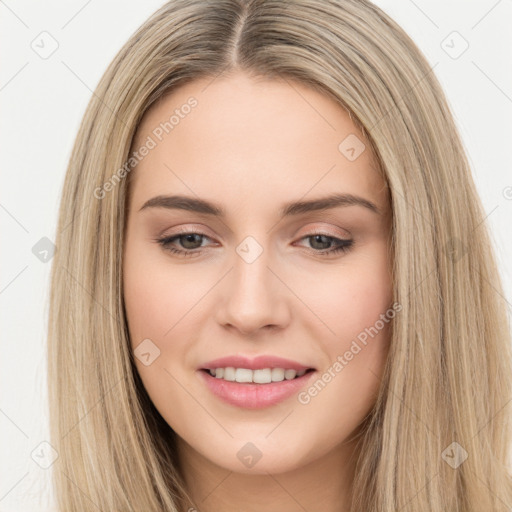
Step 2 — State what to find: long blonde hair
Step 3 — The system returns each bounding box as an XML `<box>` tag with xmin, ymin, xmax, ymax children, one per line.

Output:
<box><xmin>48</xmin><ymin>0</ymin><xmax>512</xmax><ymax>510</ymax></box>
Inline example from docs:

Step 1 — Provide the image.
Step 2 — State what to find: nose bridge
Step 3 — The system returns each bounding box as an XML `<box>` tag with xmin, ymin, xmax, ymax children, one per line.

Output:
<box><xmin>233</xmin><ymin>239</ymin><xmax>275</xmax><ymax>313</ymax></box>
<box><xmin>233</xmin><ymin>244</ymin><xmax>271</xmax><ymax>299</ymax></box>
<box><xmin>216</xmin><ymin>235</ymin><xmax>289</xmax><ymax>334</ymax></box>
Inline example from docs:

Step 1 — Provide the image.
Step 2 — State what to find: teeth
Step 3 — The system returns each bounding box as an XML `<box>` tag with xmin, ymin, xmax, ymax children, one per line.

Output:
<box><xmin>208</xmin><ymin>367</ymin><xmax>309</xmax><ymax>383</ymax></box>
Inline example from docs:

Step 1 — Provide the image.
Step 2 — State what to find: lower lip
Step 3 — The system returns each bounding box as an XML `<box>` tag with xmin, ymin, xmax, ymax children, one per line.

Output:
<box><xmin>198</xmin><ymin>369</ymin><xmax>316</xmax><ymax>409</ymax></box>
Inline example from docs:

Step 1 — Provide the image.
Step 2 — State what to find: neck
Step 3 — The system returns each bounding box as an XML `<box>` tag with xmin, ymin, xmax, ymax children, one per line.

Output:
<box><xmin>176</xmin><ymin>435</ymin><xmax>359</xmax><ymax>512</ymax></box>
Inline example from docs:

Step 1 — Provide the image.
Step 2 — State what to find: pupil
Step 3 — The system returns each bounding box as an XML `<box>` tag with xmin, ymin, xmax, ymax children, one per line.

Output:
<box><xmin>182</xmin><ymin>234</ymin><xmax>201</xmax><ymax>249</ymax></box>
<box><xmin>311</xmin><ymin>235</ymin><xmax>330</xmax><ymax>250</ymax></box>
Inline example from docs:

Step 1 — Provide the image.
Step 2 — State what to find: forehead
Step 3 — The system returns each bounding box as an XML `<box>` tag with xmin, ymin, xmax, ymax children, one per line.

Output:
<box><xmin>129</xmin><ymin>72</ymin><xmax>388</xmax><ymax>214</ymax></box>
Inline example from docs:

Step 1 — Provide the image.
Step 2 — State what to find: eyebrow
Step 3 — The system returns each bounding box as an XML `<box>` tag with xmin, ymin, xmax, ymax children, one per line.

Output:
<box><xmin>139</xmin><ymin>193</ymin><xmax>381</xmax><ymax>217</ymax></box>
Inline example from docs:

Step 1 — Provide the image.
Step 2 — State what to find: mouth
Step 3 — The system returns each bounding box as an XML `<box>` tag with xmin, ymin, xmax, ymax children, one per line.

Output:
<box><xmin>199</xmin><ymin>367</ymin><xmax>316</xmax><ymax>384</ymax></box>
<box><xmin>197</xmin><ymin>367</ymin><xmax>317</xmax><ymax>409</ymax></box>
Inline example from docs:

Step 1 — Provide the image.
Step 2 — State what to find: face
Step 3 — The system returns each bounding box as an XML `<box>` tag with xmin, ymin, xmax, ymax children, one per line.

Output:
<box><xmin>123</xmin><ymin>71</ymin><xmax>393</xmax><ymax>477</ymax></box>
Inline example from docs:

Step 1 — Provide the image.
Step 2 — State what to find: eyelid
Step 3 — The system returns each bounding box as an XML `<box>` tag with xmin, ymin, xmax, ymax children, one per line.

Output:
<box><xmin>295</xmin><ymin>223</ymin><xmax>351</xmax><ymax>239</ymax></box>
<box><xmin>158</xmin><ymin>224</ymin><xmax>217</xmax><ymax>239</ymax></box>
<box><xmin>158</xmin><ymin>223</ymin><xmax>351</xmax><ymax>242</ymax></box>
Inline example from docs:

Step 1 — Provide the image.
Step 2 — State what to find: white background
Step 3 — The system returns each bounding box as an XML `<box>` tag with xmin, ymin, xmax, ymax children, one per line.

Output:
<box><xmin>1</xmin><ymin>1</ymin><xmax>511</xmax><ymax>510</ymax></box>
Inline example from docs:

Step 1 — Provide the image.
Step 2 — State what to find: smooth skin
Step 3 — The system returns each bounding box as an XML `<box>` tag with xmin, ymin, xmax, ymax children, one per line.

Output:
<box><xmin>123</xmin><ymin>71</ymin><xmax>393</xmax><ymax>512</ymax></box>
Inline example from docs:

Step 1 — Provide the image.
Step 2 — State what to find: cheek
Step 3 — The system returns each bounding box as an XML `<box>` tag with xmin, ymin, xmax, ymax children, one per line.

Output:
<box><xmin>123</xmin><ymin>250</ymin><xmax>198</xmax><ymax>414</ymax></box>
<box><xmin>303</xmin><ymin>244</ymin><xmax>393</xmax><ymax>410</ymax></box>
<box><xmin>123</xmin><ymin>222</ymin><xmax>215</xmax><ymax>335</ymax></box>
<box><xmin>298</xmin><ymin>263</ymin><xmax>393</xmax><ymax>439</ymax></box>
<box><xmin>307</xmin><ymin>246</ymin><xmax>393</xmax><ymax>344</ymax></box>
<box><xmin>123</xmin><ymin>244</ymin><xmax>187</xmax><ymax>348</ymax></box>
<box><xmin>124</xmin><ymin>272</ymin><xmax>170</xmax><ymax>346</ymax></box>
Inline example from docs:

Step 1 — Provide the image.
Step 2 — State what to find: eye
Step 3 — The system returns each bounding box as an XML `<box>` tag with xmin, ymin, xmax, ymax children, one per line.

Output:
<box><xmin>295</xmin><ymin>233</ymin><xmax>354</xmax><ymax>256</ymax></box>
<box><xmin>154</xmin><ymin>229</ymin><xmax>354</xmax><ymax>258</ymax></box>
<box><xmin>155</xmin><ymin>231</ymin><xmax>214</xmax><ymax>257</ymax></box>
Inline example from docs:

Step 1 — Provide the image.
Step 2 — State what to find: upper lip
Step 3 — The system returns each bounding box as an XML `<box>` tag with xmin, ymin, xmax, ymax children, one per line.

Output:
<box><xmin>200</xmin><ymin>355</ymin><xmax>315</xmax><ymax>372</ymax></box>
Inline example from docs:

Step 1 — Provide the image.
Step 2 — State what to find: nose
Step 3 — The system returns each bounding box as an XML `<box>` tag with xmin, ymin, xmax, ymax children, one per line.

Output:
<box><xmin>214</xmin><ymin>246</ymin><xmax>291</xmax><ymax>336</ymax></box>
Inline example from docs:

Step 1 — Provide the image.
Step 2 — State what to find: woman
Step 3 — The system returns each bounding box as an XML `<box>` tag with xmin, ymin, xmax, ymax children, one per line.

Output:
<box><xmin>47</xmin><ymin>0</ymin><xmax>512</xmax><ymax>510</ymax></box>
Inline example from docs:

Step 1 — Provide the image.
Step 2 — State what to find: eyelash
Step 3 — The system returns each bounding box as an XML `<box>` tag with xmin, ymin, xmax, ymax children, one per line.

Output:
<box><xmin>155</xmin><ymin>229</ymin><xmax>354</xmax><ymax>258</ymax></box>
